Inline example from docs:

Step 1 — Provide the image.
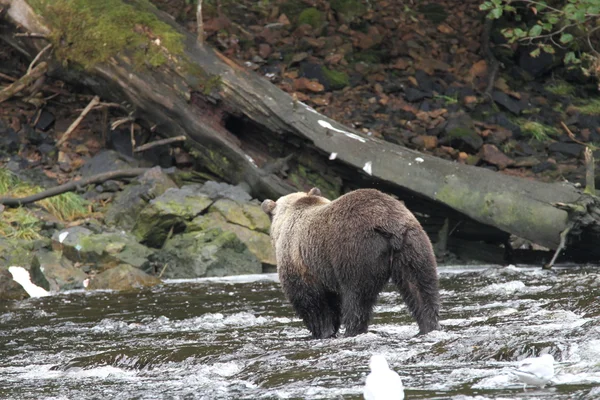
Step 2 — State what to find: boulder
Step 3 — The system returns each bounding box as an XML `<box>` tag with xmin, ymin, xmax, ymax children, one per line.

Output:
<box><xmin>30</xmin><ymin>250</ymin><xmax>88</xmax><ymax>291</ymax></box>
<box><xmin>104</xmin><ymin>166</ymin><xmax>178</xmax><ymax>229</ymax></box>
<box><xmin>52</xmin><ymin>227</ymin><xmax>154</xmax><ymax>269</ymax></box>
<box><xmin>479</xmin><ymin>144</ymin><xmax>514</xmax><ymax>170</ymax></box>
<box><xmin>198</xmin><ymin>181</ymin><xmax>252</xmax><ymax>202</ymax></box>
<box><xmin>132</xmin><ymin>185</ymin><xmax>214</xmax><ymax>247</ymax></box>
<box><xmin>87</xmin><ymin>264</ymin><xmax>161</xmax><ymax>291</ymax></box>
<box><xmin>208</xmin><ymin>199</ymin><xmax>271</xmax><ymax>233</ymax></box>
<box><xmin>147</xmin><ymin>228</ymin><xmax>262</xmax><ymax>279</ymax></box>
<box><xmin>79</xmin><ymin>150</ymin><xmax>139</xmax><ymax>178</ymax></box>
<box><xmin>189</xmin><ymin>212</ymin><xmax>275</xmax><ymax>267</ymax></box>
<box><xmin>0</xmin><ymin>268</ymin><xmax>28</xmax><ymax>301</ymax></box>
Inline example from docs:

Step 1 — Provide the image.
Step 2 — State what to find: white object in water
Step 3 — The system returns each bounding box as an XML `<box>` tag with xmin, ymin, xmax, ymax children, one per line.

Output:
<box><xmin>363</xmin><ymin>161</ymin><xmax>373</xmax><ymax>176</ymax></box>
<box><xmin>8</xmin><ymin>266</ymin><xmax>50</xmax><ymax>298</ymax></box>
<box><xmin>512</xmin><ymin>353</ymin><xmax>555</xmax><ymax>389</ymax></box>
<box><xmin>364</xmin><ymin>355</ymin><xmax>404</xmax><ymax>400</ymax></box>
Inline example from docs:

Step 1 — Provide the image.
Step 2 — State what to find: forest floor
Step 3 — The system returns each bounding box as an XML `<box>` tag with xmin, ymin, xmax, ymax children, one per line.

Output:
<box><xmin>1</xmin><ymin>0</ymin><xmax>600</xmax><ymax>194</ymax></box>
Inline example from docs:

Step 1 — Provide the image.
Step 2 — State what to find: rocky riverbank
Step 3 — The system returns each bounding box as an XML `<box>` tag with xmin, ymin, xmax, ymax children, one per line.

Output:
<box><xmin>0</xmin><ymin>151</ymin><xmax>275</xmax><ymax>299</ymax></box>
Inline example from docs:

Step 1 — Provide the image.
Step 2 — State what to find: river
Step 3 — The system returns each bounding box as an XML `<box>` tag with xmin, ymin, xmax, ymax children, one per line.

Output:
<box><xmin>1</xmin><ymin>264</ymin><xmax>599</xmax><ymax>399</ymax></box>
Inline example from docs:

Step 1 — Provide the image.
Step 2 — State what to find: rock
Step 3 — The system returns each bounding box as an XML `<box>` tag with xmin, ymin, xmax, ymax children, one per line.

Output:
<box><xmin>443</xmin><ymin>113</ymin><xmax>483</xmax><ymax>153</ymax></box>
<box><xmin>208</xmin><ymin>199</ymin><xmax>271</xmax><ymax>233</ymax></box>
<box><xmin>492</xmin><ymin>91</ymin><xmax>527</xmax><ymax>115</ymax></box>
<box><xmin>518</xmin><ymin>45</ymin><xmax>558</xmax><ymax>78</ymax></box>
<box><xmin>104</xmin><ymin>167</ymin><xmax>178</xmax><ymax>230</ymax></box>
<box><xmin>35</xmin><ymin>110</ymin><xmax>56</xmax><ymax>132</ymax></box>
<box><xmin>0</xmin><ymin>268</ymin><xmax>28</xmax><ymax>301</ymax></box>
<box><xmin>418</xmin><ymin>3</ymin><xmax>448</xmax><ymax>23</ymax></box>
<box><xmin>197</xmin><ymin>181</ymin><xmax>252</xmax><ymax>202</ymax></box>
<box><xmin>0</xmin><ymin>127</ymin><xmax>20</xmax><ymax>155</ymax></box>
<box><xmin>548</xmin><ymin>142</ymin><xmax>584</xmax><ymax>157</ymax></box>
<box><xmin>188</xmin><ymin>212</ymin><xmax>275</xmax><ymax>267</ymax></box>
<box><xmin>486</xmin><ymin>128</ymin><xmax>512</xmax><ymax>145</ymax></box>
<box><xmin>30</xmin><ymin>250</ymin><xmax>88</xmax><ymax>291</ymax></box>
<box><xmin>293</xmin><ymin>77</ymin><xmax>325</xmax><ymax>93</ymax></box>
<box><xmin>411</xmin><ymin>135</ymin><xmax>438</xmax><ymax>150</ymax></box>
<box><xmin>147</xmin><ymin>229</ymin><xmax>262</xmax><ymax>279</ymax></box>
<box><xmin>405</xmin><ymin>88</ymin><xmax>432</xmax><ymax>102</ymax></box>
<box><xmin>532</xmin><ymin>160</ymin><xmax>557</xmax><ymax>173</ymax></box>
<box><xmin>87</xmin><ymin>264</ymin><xmax>161</xmax><ymax>291</ymax></box>
<box><xmin>479</xmin><ymin>144</ymin><xmax>514</xmax><ymax>170</ymax></box>
<box><xmin>52</xmin><ymin>227</ymin><xmax>154</xmax><ymax>269</ymax></box>
<box><xmin>79</xmin><ymin>150</ymin><xmax>139</xmax><ymax>178</ymax></box>
<box><xmin>133</xmin><ymin>185</ymin><xmax>214</xmax><ymax>247</ymax></box>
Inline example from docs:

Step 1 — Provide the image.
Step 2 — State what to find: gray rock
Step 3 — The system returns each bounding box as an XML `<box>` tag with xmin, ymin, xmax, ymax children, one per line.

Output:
<box><xmin>53</xmin><ymin>227</ymin><xmax>154</xmax><ymax>269</ymax></box>
<box><xmin>79</xmin><ymin>150</ymin><xmax>138</xmax><ymax>178</ymax></box>
<box><xmin>0</xmin><ymin>268</ymin><xmax>28</xmax><ymax>301</ymax></box>
<box><xmin>87</xmin><ymin>264</ymin><xmax>161</xmax><ymax>291</ymax></box>
<box><xmin>548</xmin><ymin>142</ymin><xmax>584</xmax><ymax>157</ymax></box>
<box><xmin>132</xmin><ymin>185</ymin><xmax>214</xmax><ymax>247</ymax></box>
<box><xmin>30</xmin><ymin>250</ymin><xmax>88</xmax><ymax>291</ymax></box>
<box><xmin>199</xmin><ymin>181</ymin><xmax>252</xmax><ymax>203</ymax></box>
<box><xmin>147</xmin><ymin>228</ymin><xmax>262</xmax><ymax>279</ymax></box>
<box><xmin>104</xmin><ymin>166</ymin><xmax>178</xmax><ymax>230</ymax></box>
<box><xmin>492</xmin><ymin>91</ymin><xmax>527</xmax><ymax>115</ymax></box>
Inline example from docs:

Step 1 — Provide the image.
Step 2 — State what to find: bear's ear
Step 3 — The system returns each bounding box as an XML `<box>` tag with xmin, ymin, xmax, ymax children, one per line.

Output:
<box><xmin>261</xmin><ymin>199</ymin><xmax>276</xmax><ymax>215</ymax></box>
<box><xmin>307</xmin><ymin>187</ymin><xmax>321</xmax><ymax>197</ymax></box>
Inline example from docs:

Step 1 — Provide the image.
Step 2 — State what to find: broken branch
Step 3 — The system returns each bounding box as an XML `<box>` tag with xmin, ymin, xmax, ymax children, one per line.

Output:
<box><xmin>133</xmin><ymin>135</ymin><xmax>187</xmax><ymax>153</ymax></box>
<box><xmin>0</xmin><ymin>168</ymin><xmax>149</xmax><ymax>207</ymax></box>
<box><xmin>584</xmin><ymin>147</ymin><xmax>595</xmax><ymax>195</ymax></box>
<box><xmin>56</xmin><ymin>95</ymin><xmax>100</xmax><ymax>147</ymax></box>
<box><xmin>0</xmin><ymin>61</ymin><xmax>47</xmax><ymax>104</ymax></box>
<box><xmin>27</xmin><ymin>42</ymin><xmax>52</xmax><ymax>74</ymax></box>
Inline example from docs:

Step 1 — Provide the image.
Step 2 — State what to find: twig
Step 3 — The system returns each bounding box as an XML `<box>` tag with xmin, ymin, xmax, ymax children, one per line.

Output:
<box><xmin>584</xmin><ymin>147</ymin><xmax>595</xmax><ymax>195</ymax></box>
<box><xmin>543</xmin><ymin>223</ymin><xmax>572</xmax><ymax>269</ymax></box>
<box><xmin>130</xmin><ymin>121</ymin><xmax>136</xmax><ymax>150</ymax></box>
<box><xmin>111</xmin><ymin>115</ymin><xmax>135</xmax><ymax>130</ymax></box>
<box><xmin>56</xmin><ymin>95</ymin><xmax>100</xmax><ymax>146</ymax></box>
<box><xmin>0</xmin><ymin>61</ymin><xmax>48</xmax><ymax>104</ymax></box>
<box><xmin>0</xmin><ymin>168</ymin><xmax>149</xmax><ymax>207</ymax></box>
<box><xmin>27</xmin><ymin>43</ymin><xmax>52</xmax><ymax>74</ymax></box>
<box><xmin>0</xmin><ymin>72</ymin><xmax>16</xmax><ymax>82</ymax></box>
<box><xmin>197</xmin><ymin>0</ymin><xmax>204</xmax><ymax>44</ymax></box>
<box><xmin>133</xmin><ymin>135</ymin><xmax>187</xmax><ymax>153</ymax></box>
<box><xmin>560</xmin><ymin>121</ymin><xmax>600</xmax><ymax>150</ymax></box>
<box><xmin>158</xmin><ymin>263</ymin><xmax>169</xmax><ymax>279</ymax></box>
<box><xmin>14</xmin><ymin>32</ymin><xmax>47</xmax><ymax>38</ymax></box>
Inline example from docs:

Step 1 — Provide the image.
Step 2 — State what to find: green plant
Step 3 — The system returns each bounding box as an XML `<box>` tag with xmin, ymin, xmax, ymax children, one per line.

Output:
<box><xmin>0</xmin><ymin>208</ymin><xmax>42</xmax><ymax>240</ymax></box>
<box><xmin>434</xmin><ymin>94</ymin><xmax>459</xmax><ymax>105</ymax></box>
<box><xmin>0</xmin><ymin>169</ymin><xmax>88</xmax><ymax>221</ymax></box>
<box><xmin>519</xmin><ymin>120</ymin><xmax>558</xmax><ymax>142</ymax></box>
<box><xmin>479</xmin><ymin>0</ymin><xmax>600</xmax><ymax>79</ymax></box>
<box><xmin>322</xmin><ymin>67</ymin><xmax>349</xmax><ymax>90</ymax></box>
<box><xmin>575</xmin><ymin>97</ymin><xmax>600</xmax><ymax>114</ymax></box>
<box><xmin>546</xmin><ymin>80</ymin><xmax>576</xmax><ymax>96</ymax></box>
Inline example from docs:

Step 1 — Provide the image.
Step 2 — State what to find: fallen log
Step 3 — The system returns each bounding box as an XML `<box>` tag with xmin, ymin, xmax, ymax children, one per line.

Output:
<box><xmin>1</xmin><ymin>0</ymin><xmax>599</xmax><ymax>261</ymax></box>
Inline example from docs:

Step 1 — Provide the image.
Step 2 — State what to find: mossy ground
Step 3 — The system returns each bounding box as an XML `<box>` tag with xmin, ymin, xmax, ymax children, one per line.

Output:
<box><xmin>0</xmin><ymin>169</ymin><xmax>88</xmax><ymax>239</ymax></box>
<box><xmin>322</xmin><ymin>67</ymin><xmax>349</xmax><ymax>90</ymax></box>
<box><xmin>28</xmin><ymin>0</ymin><xmax>184</xmax><ymax>69</ymax></box>
<box><xmin>575</xmin><ymin>98</ymin><xmax>600</xmax><ymax>115</ymax></box>
<box><xmin>517</xmin><ymin>120</ymin><xmax>559</xmax><ymax>142</ymax></box>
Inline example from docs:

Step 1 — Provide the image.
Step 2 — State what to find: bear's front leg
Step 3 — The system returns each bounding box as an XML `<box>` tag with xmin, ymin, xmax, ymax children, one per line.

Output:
<box><xmin>281</xmin><ymin>276</ymin><xmax>340</xmax><ymax>339</ymax></box>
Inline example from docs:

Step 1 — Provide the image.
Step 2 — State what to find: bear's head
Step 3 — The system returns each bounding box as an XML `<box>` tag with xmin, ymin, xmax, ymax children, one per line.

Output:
<box><xmin>261</xmin><ymin>187</ymin><xmax>326</xmax><ymax>221</ymax></box>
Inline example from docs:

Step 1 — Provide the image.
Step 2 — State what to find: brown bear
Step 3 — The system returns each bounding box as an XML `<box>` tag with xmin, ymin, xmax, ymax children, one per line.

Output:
<box><xmin>261</xmin><ymin>187</ymin><xmax>440</xmax><ymax>339</ymax></box>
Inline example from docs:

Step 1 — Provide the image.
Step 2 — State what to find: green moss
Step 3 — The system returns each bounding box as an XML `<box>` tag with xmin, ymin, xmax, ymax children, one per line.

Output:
<box><xmin>352</xmin><ymin>49</ymin><xmax>382</xmax><ymax>64</ymax></box>
<box><xmin>322</xmin><ymin>67</ymin><xmax>349</xmax><ymax>90</ymax></box>
<box><xmin>0</xmin><ymin>208</ymin><xmax>42</xmax><ymax>240</ymax></box>
<box><xmin>575</xmin><ymin>98</ymin><xmax>600</xmax><ymax>115</ymax></box>
<box><xmin>434</xmin><ymin>94</ymin><xmax>458</xmax><ymax>105</ymax></box>
<box><xmin>28</xmin><ymin>0</ymin><xmax>184</xmax><ymax>70</ymax></box>
<box><xmin>546</xmin><ymin>81</ymin><xmax>575</xmax><ymax>96</ymax></box>
<box><xmin>417</xmin><ymin>3</ymin><xmax>448</xmax><ymax>23</ymax></box>
<box><xmin>330</xmin><ymin>0</ymin><xmax>366</xmax><ymax>23</ymax></box>
<box><xmin>288</xmin><ymin>164</ymin><xmax>341</xmax><ymax>200</ymax></box>
<box><xmin>447</xmin><ymin>127</ymin><xmax>474</xmax><ymax>138</ymax></box>
<box><xmin>280</xmin><ymin>1</ymin><xmax>309</xmax><ymax>22</ymax></box>
<box><xmin>297</xmin><ymin>7</ymin><xmax>324</xmax><ymax>29</ymax></box>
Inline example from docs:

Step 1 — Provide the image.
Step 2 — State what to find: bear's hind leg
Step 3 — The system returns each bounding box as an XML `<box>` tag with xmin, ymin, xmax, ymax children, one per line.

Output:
<box><xmin>340</xmin><ymin>290</ymin><xmax>380</xmax><ymax>337</ymax></box>
<box><xmin>283</xmin><ymin>279</ymin><xmax>339</xmax><ymax>339</ymax></box>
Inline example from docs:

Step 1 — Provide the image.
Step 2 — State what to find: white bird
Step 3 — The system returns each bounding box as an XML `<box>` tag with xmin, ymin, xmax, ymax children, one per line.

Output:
<box><xmin>364</xmin><ymin>354</ymin><xmax>404</xmax><ymax>400</ymax></box>
<box><xmin>8</xmin><ymin>266</ymin><xmax>50</xmax><ymax>298</ymax></box>
<box><xmin>512</xmin><ymin>353</ymin><xmax>555</xmax><ymax>389</ymax></box>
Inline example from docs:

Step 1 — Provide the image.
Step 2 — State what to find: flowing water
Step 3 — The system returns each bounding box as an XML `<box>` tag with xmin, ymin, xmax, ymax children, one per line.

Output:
<box><xmin>1</xmin><ymin>264</ymin><xmax>600</xmax><ymax>400</ymax></box>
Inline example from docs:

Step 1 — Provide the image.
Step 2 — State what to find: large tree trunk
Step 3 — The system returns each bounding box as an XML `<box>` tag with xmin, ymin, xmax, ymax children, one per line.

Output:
<box><xmin>2</xmin><ymin>0</ymin><xmax>600</xmax><ymax>261</ymax></box>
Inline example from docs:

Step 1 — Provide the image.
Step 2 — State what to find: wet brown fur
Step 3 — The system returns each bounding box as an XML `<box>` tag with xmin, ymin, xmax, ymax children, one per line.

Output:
<box><xmin>261</xmin><ymin>188</ymin><xmax>440</xmax><ymax>339</ymax></box>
